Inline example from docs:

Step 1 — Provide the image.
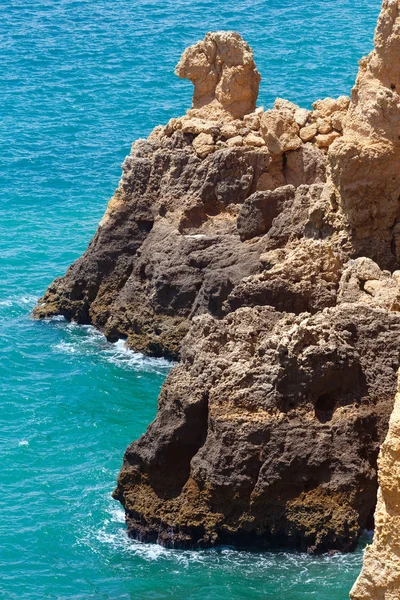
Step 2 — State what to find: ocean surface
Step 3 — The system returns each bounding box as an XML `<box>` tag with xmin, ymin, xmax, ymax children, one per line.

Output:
<box><xmin>0</xmin><ymin>1</ymin><xmax>381</xmax><ymax>598</ymax></box>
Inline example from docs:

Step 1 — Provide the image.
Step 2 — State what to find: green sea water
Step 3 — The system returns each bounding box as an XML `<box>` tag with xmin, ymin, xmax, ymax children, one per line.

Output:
<box><xmin>0</xmin><ymin>1</ymin><xmax>381</xmax><ymax>598</ymax></box>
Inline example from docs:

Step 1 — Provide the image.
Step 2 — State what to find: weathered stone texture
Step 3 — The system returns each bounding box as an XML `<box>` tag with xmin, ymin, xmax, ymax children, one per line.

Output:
<box><xmin>114</xmin><ymin>304</ymin><xmax>400</xmax><ymax>552</ymax></box>
<box><xmin>33</xmin><ymin>0</ymin><xmax>400</xmax><ymax>561</ymax></box>
<box><xmin>328</xmin><ymin>0</ymin><xmax>400</xmax><ymax>269</ymax></box>
<box><xmin>175</xmin><ymin>31</ymin><xmax>261</xmax><ymax>120</ymax></box>
<box><xmin>350</xmin><ymin>374</ymin><xmax>400</xmax><ymax>599</ymax></box>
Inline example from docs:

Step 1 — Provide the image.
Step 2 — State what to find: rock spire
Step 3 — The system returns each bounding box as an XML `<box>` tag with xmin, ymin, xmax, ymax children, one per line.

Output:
<box><xmin>175</xmin><ymin>31</ymin><xmax>261</xmax><ymax>119</ymax></box>
<box><xmin>327</xmin><ymin>0</ymin><xmax>400</xmax><ymax>268</ymax></box>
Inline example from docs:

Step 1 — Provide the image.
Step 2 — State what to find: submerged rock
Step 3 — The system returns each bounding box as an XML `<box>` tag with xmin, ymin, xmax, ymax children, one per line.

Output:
<box><xmin>33</xmin><ymin>0</ymin><xmax>400</xmax><ymax>556</ymax></box>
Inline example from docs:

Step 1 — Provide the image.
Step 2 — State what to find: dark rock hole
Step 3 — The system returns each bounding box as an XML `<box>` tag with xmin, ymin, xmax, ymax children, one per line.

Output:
<box><xmin>315</xmin><ymin>393</ymin><xmax>336</xmax><ymax>423</ymax></box>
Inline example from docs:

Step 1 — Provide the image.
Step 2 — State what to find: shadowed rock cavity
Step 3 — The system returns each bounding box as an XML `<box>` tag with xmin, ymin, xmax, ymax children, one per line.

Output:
<box><xmin>34</xmin><ymin>5</ymin><xmax>400</xmax><ymax>558</ymax></box>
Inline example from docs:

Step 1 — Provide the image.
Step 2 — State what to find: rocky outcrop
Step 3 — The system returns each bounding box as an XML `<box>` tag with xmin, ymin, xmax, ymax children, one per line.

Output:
<box><xmin>175</xmin><ymin>31</ymin><xmax>261</xmax><ymax>120</ymax></box>
<box><xmin>113</xmin><ymin>303</ymin><xmax>400</xmax><ymax>552</ymax></box>
<box><xmin>33</xmin><ymin>32</ymin><xmax>334</xmax><ymax>360</ymax></box>
<box><xmin>350</xmin><ymin>373</ymin><xmax>400</xmax><ymax>599</ymax></box>
<box><xmin>328</xmin><ymin>0</ymin><xmax>400</xmax><ymax>269</ymax></box>
<box><xmin>34</xmin><ymin>3</ymin><xmax>400</xmax><ymax>554</ymax></box>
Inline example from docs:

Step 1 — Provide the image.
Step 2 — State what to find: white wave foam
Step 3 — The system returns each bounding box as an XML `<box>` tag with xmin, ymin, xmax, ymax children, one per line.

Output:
<box><xmin>104</xmin><ymin>338</ymin><xmax>172</xmax><ymax>374</ymax></box>
<box><xmin>94</xmin><ymin>527</ymin><xmax>175</xmax><ymax>561</ymax></box>
<box><xmin>54</xmin><ymin>341</ymin><xmax>77</xmax><ymax>354</ymax></box>
<box><xmin>0</xmin><ymin>300</ymin><xmax>12</xmax><ymax>307</ymax></box>
<box><xmin>79</xmin><ymin>498</ymin><xmax>365</xmax><ymax>586</ymax></box>
<box><xmin>0</xmin><ymin>294</ymin><xmax>38</xmax><ymax>309</ymax></box>
<box><xmin>109</xmin><ymin>506</ymin><xmax>125</xmax><ymax>523</ymax></box>
<box><xmin>47</xmin><ymin>314</ymin><xmax>66</xmax><ymax>322</ymax></box>
<box><xmin>18</xmin><ymin>440</ymin><xmax>29</xmax><ymax>447</ymax></box>
<box><xmin>51</xmin><ymin>322</ymin><xmax>173</xmax><ymax>375</ymax></box>
<box><xmin>20</xmin><ymin>295</ymin><xmax>38</xmax><ymax>305</ymax></box>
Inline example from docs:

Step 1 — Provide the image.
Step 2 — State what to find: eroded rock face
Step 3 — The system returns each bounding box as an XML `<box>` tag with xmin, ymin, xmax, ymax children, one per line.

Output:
<box><xmin>113</xmin><ymin>304</ymin><xmax>400</xmax><ymax>552</ymax></box>
<box><xmin>175</xmin><ymin>31</ymin><xmax>261</xmax><ymax>120</ymax></box>
<box><xmin>350</xmin><ymin>373</ymin><xmax>400</xmax><ymax>599</ymax></box>
<box><xmin>33</xmin><ymin>138</ymin><xmax>272</xmax><ymax>359</ymax></box>
<box><xmin>328</xmin><ymin>0</ymin><xmax>400</xmax><ymax>269</ymax></box>
<box><xmin>33</xmin><ymin>0</ymin><xmax>400</xmax><ymax>555</ymax></box>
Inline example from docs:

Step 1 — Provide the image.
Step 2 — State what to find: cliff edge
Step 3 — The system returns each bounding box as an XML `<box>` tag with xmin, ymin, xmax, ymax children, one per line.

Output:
<box><xmin>34</xmin><ymin>1</ymin><xmax>400</xmax><ymax>555</ymax></box>
<box><xmin>350</xmin><ymin>373</ymin><xmax>400</xmax><ymax>599</ymax></box>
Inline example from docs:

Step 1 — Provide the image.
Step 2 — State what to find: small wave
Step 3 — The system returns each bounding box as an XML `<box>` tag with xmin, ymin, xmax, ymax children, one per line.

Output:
<box><xmin>104</xmin><ymin>339</ymin><xmax>172</xmax><ymax>374</ymax></box>
<box><xmin>46</xmin><ymin>314</ymin><xmax>66</xmax><ymax>322</ymax></box>
<box><xmin>93</xmin><ymin>527</ymin><xmax>176</xmax><ymax>562</ymax></box>
<box><xmin>18</xmin><ymin>440</ymin><xmax>29</xmax><ymax>447</ymax></box>
<box><xmin>51</xmin><ymin>322</ymin><xmax>173</xmax><ymax>375</ymax></box>
<box><xmin>73</xmin><ymin>494</ymin><xmax>365</xmax><ymax>599</ymax></box>
<box><xmin>88</xmin><ymin>519</ymin><xmax>364</xmax><ymax>578</ymax></box>
<box><xmin>54</xmin><ymin>341</ymin><xmax>77</xmax><ymax>354</ymax></box>
<box><xmin>109</xmin><ymin>506</ymin><xmax>125</xmax><ymax>524</ymax></box>
<box><xmin>0</xmin><ymin>300</ymin><xmax>12</xmax><ymax>307</ymax></box>
<box><xmin>0</xmin><ymin>294</ymin><xmax>38</xmax><ymax>309</ymax></box>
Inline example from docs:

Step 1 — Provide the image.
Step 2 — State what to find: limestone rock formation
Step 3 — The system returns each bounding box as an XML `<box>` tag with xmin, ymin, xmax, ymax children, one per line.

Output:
<box><xmin>328</xmin><ymin>0</ymin><xmax>400</xmax><ymax>269</ymax></box>
<box><xmin>175</xmin><ymin>31</ymin><xmax>261</xmax><ymax>120</ymax></box>
<box><xmin>33</xmin><ymin>0</ymin><xmax>400</xmax><ymax>555</ymax></box>
<box><xmin>113</xmin><ymin>303</ymin><xmax>400</xmax><ymax>551</ymax></box>
<box><xmin>350</xmin><ymin>373</ymin><xmax>400</xmax><ymax>599</ymax></box>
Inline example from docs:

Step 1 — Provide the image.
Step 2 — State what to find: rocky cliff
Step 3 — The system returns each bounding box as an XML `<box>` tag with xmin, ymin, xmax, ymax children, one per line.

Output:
<box><xmin>34</xmin><ymin>1</ymin><xmax>400</xmax><ymax>554</ymax></box>
<box><xmin>350</xmin><ymin>372</ymin><xmax>400</xmax><ymax>599</ymax></box>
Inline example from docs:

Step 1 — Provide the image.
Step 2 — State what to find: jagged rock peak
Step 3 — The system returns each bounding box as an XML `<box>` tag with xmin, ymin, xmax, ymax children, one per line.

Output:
<box><xmin>350</xmin><ymin>371</ymin><xmax>400</xmax><ymax>600</ymax></box>
<box><xmin>175</xmin><ymin>31</ymin><xmax>261</xmax><ymax>119</ymax></box>
<box><xmin>370</xmin><ymin>0</ymin><xmax>400</xmax><ymax>88</ymax></box>
<box><xmin>325</xmin><ymin>0</ymin><xmax>400</xmax><ymax>269</ymax></box>
<box><xmin>344</xmin><ymin>0</ymin><xmax>400</xmax><ymax>141</ymax></box>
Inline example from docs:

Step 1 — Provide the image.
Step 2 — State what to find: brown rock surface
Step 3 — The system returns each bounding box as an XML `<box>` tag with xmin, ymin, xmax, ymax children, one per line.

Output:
<box><xmin>33</xmin><ymin>1</ymin><xmax>400</xmax><ymax>556</ymax></box>
<box><xmin>328</xmin><ymin>0</ymin><xmax>400</xmax><ymax>268</ymax></box>
<box><xmin>113</xmin><ymin>304</ymin><xmax>400</xmax><ymax>552</ymax></box>
<box><xmin>33</xmin><ymin>137</ymin><xmax>272</xmax><ymax>360</ymax></box>
<box><xmin>175</xmin><ymin>31</ymin><xmax>261</xmax><ymax>120</ymax></box>
<box><xmin>350</xmin><ymin>373</ymin><xmax>400</xmax><ymax>599</ymax></box>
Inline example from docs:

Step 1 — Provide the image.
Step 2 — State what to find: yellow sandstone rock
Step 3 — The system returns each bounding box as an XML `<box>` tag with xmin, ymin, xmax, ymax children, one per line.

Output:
<box><xmin>312</xmin><ymin>95</ymin><xmax>350</xmax><ymax>118</ymax></box>
<box><xmin>243</xmin><ymin>108</ymin><xmax>263</xmax><ymax>130</ymax></box>
<box><xmin>260</xmin><ymin>109</ymin><xmax>302</xmax><ymax>154</ymax></box>
<box><xmin>315</xmin><ymin>131</ymin><xmax>341</xmax><ymax>148</ymax></box>
<box><xmin>316</xmin><ymin>117</ymin><xmax>332</xmax><ymax>134</ymax></box>
<box><xmin>300</xmin><ymin>124</ymin><xmax>318</xmax><ymax>142</ymax></box>
<box><xmin>331</xmin><ymin>110</ymin><xmax>345</xmax><ymax>131</ymax></box>
<box><xmin>350</xmin><ymin>372</ymin><xmax>400</xmax><ymax>600</ymax></box>
<box><xmin>179</xmin><ymin>117</ymin><xmax>219</xmax><ymax>135</ymax></box>
<box><xmin>192</xmin><ymin>132</ymin><xmax>215</xmax><ymax>157</ymax></box>
<box><xmin>175</xmin><ymin>31</ymin><xmax>261</xmax><ymax>120</ymax></box>
<box><xmin>328</xmin><ymin>0</ymin><xmax>400</xmax><ymax>266</ymax></box>
<box><xmin>226</xmin><ymin>135</ymin><xmax>244</xmax><ymax>147</ymax></box>
<box><xmin>244</xmin><ymin>133</ymin><xmax>265</xmax><ymax>147</ymax></box>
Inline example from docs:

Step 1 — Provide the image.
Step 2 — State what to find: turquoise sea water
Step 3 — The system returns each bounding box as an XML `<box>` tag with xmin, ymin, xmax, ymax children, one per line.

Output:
<box><xmin>0</xmin><ymin>1</ymin><xmax>381</xmax><ymax>598</ymax></box>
